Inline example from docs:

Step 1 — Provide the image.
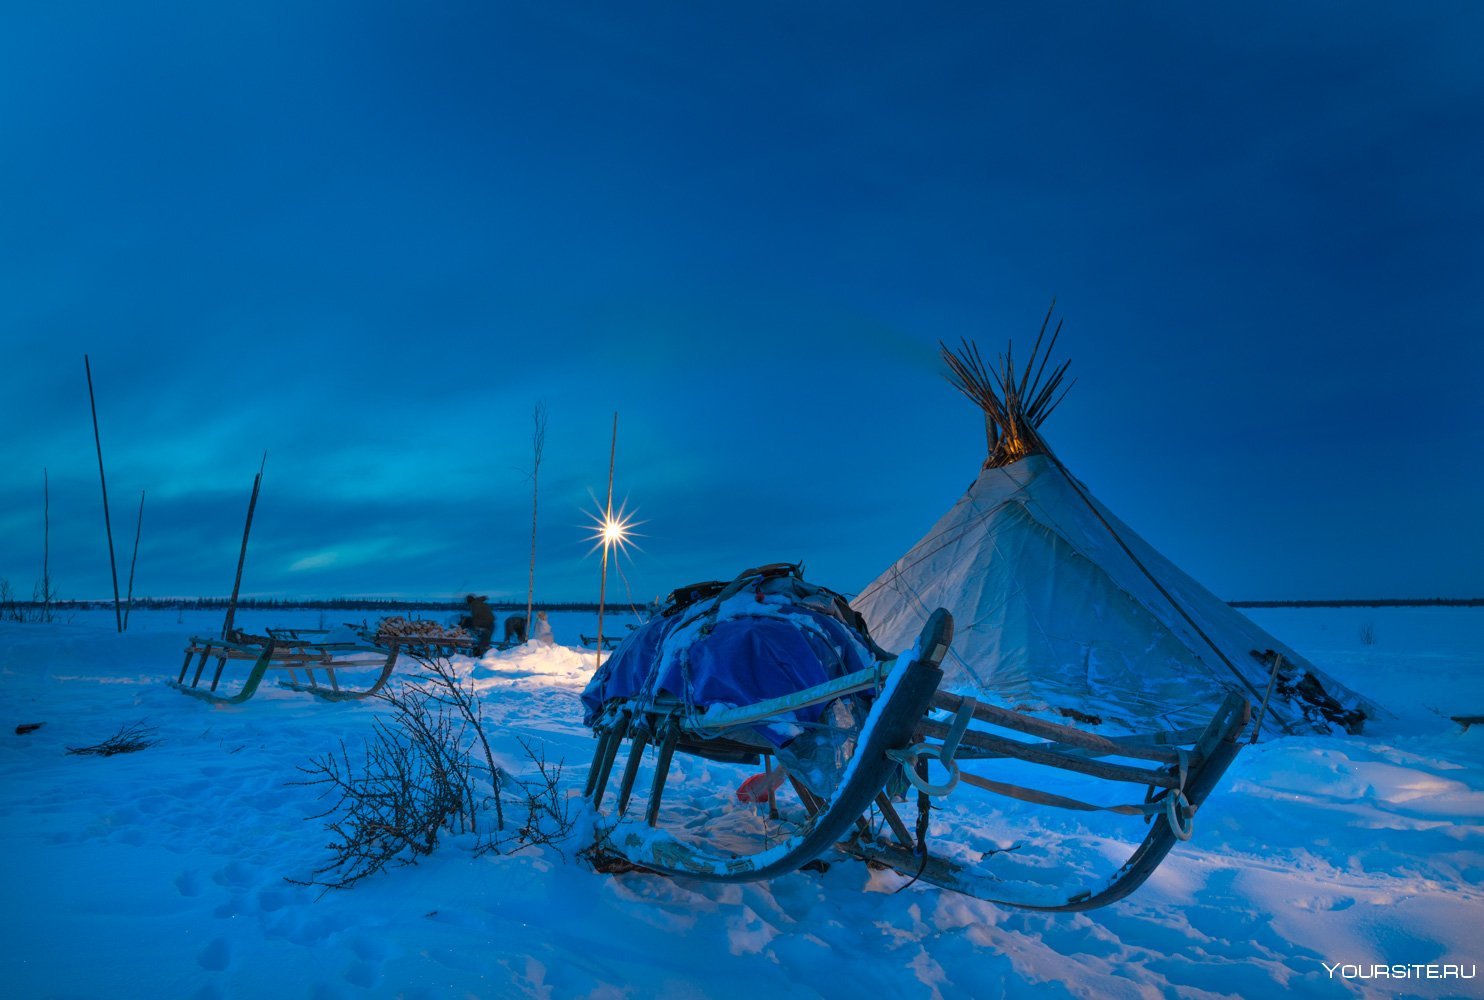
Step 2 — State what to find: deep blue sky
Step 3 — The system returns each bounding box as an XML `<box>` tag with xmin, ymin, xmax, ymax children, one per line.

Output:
<box><xmin>2</xmin><ymin>3</ymin><xmax>1480</xmax><ymax>604</ymax></box>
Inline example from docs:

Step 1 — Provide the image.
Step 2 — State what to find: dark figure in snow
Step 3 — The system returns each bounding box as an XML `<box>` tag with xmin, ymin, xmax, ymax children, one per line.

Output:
<box><xmin>503</xmin><ymin>615</ymin><xmax>527</xmax><ymax>646</ymax></box>
<box><xmin>460</xmin><ymin>594</ymin><xmax>495</xmax><ymax>653</ymax></box>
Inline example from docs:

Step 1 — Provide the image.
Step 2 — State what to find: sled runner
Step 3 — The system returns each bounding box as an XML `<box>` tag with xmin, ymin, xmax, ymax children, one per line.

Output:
<box><xmin>171</xmin><ymin>629</ymin><xmax>400</xmax><ymax>704</ymax></box>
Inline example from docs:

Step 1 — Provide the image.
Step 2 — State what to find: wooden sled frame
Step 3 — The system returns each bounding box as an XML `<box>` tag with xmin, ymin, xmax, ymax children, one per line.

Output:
<box><xmin>171</xmin><ymin>631</ymin><xmax>401</xmax><ymax>705</ymax></box>
<box><xmin>842</xmin><ymin>689</ymin><xmax>1252</xmax><ymax>911</ymax></box>
<box><xmin>585</xmin><ymin>610</ymin><xmax>954</xmax><ymax>881</ymax></box>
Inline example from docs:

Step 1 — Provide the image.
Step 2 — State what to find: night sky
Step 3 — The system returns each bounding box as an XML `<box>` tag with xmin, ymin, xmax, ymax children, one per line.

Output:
<box><xmin>2</xmin><ymin>3</ymin><xmax>1480</xmax><ymax>604</ymax></box>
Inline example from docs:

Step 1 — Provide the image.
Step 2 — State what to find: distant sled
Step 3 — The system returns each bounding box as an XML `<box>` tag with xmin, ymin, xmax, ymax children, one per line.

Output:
<box><xmin>171</xmin><ymin>627</ymin><xmax>400</xmax><ymax>704</ymax></box>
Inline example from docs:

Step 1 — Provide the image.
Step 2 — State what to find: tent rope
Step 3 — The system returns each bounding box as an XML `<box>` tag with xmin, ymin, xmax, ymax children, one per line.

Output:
<box><xmin>1039</xmin><ymin>446</ymin><xmax>1288</xmax><ymax>734</ymax></box>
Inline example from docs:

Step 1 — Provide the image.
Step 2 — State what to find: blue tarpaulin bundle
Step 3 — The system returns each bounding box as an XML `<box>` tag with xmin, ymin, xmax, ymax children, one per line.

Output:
<box><xmin>581</xmin><ymin>565</ymin><xmax>885</xmax><ymax>747</ymax></box>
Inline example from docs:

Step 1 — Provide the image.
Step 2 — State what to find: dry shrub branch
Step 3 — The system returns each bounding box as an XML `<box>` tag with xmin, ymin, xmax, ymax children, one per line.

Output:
<box><xmin>291</xmin><ymin>652</ymin><xmax>574</xmax><ymax>891</ymax></box>
<box><xmin>66</xmin><ymin>720</ymin><xmax>160</xmax><ymax>756</ymax></box>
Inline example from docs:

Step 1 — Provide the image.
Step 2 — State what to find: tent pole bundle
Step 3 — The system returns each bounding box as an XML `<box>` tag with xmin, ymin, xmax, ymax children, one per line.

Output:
<box><xmin>941</xmin><ymin>301</ymin><xmax>1074</xmax><ymax>469</ymax></box>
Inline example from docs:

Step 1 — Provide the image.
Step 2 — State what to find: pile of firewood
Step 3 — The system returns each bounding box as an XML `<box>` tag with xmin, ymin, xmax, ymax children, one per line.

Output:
<box><xmin>374</xmin><ymin>617</ymin><xmax>473</xmax><ymax>643</ymax></box>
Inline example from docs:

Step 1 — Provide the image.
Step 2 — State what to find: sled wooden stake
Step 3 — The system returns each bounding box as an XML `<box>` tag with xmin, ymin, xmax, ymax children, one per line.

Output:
<box><xmin>221</xmin><ymin>454</ymin><xmax>265</xmax><ymax>640</ymax></box>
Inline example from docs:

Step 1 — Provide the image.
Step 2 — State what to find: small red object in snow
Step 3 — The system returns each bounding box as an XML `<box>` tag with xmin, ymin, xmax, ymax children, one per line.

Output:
<box><xmin>736</xmin><ymin>767</ymin><xmax>787</xmax><ymax>803</ymax></box>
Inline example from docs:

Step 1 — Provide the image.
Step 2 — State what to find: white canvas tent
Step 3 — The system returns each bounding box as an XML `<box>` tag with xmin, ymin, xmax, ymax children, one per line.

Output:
<box><xmin>852</xmin><ymin>325</ymin><xmax>1377</xmax><ymax>738</ymax></box>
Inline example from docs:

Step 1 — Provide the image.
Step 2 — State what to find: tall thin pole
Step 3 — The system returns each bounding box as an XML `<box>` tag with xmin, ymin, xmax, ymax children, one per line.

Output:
<box><xmin>595</xmin><ymin>412</ymin><xmax>618</xmax><ymax>666</ymax></box>
<box><xmin>526</xmin><ymin>402</ymin><xmax>547</xmax><ymax>636</ymax></box>
<box><xmin>123</xmin><ymin>490</ymin><xmax>145</xmax><ymax>630</ymax></box>
<box><xmin>42</xmin><ymin>468</ymin><xmax>51</xmax><ymax>622</ymax></box>
<box><xmin>85</xmin><ymin>355</ymin><xmax>123</xmax><ymax>632</ymax></box>
<box><xmin>222</xmin><ymin>453</ymin><xmax>266</xmax><ymax>640</ymax></box>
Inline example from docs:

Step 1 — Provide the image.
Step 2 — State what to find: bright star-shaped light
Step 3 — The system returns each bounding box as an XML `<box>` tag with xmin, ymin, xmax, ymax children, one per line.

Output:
<box><xmin>586</xmin><ymin>500</ymin><xmax>642</xmax><ymax>557</ymax></box>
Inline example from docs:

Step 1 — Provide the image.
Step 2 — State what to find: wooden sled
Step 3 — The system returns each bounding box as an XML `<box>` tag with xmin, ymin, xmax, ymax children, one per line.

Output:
<box><xmin>585</xmin><ymin>602</ymin><xmax>1251</xmax><ymax>908</ymax></box>
<box><xmin>839</xmin><ymin>689</ymin><xmax>1252</xmax><ymax>911</ymax></box>
<box><xmin>171</xmin><ymin>630</ymin><xmax>401</xmax><ymax>704</ymax></box>
<box><xmin>579</xmin><ymin>633</ymin><xmax>623</xmax><ymax>651</ymax></box>
<box><xmin>586</xmin><ymin>609</ymin><xmax>953</xmax><ymax>881</ymax></box>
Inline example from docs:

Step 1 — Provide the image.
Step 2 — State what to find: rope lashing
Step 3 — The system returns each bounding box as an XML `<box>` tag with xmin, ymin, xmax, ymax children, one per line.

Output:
<box><xmin>894</xmin><ymin>759</ymin><xmax>934</xmax><ymax>894</ymax></box>
<box><xmin>1165</xmin><ymin>790</ymin><xmax>1194</xmax><ymax>841</ymax></box>
<box><xmin>1165</xmin><ymin>746</ymin><xmax>1194</xmax><ymax>841</ymax></box>
<box><xmin>888</xmin><ymin>697</ymin><xmax>977</xmax><ymax>797</ymax></box>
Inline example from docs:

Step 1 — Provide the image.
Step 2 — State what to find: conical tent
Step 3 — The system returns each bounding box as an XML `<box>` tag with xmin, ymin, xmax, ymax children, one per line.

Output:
<box><xmin>852</xmin><ymin>323</ymin><xmax>1377</xmax><ymax>738</ymax></box>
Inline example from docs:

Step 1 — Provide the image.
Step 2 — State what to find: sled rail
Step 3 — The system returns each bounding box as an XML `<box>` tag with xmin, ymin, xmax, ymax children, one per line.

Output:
<box><xmin>916</xmin><ymin>716</ymin><xmax>1185</xmax><ymax>788</ymax></box>
<box><xmin>927</xmin><ymin>692</ymin><xmax>1195</xmax><ymax>763</ymax></box>
<box><xmin>171</xmin><ymin>633</ymin><xmax>401</xmax><ymax>704</ymax></box>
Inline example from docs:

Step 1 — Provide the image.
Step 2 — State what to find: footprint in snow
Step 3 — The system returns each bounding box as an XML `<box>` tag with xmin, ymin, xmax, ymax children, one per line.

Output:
<box><xmin>175</xmin><ymin>870</ymin><xmax>203</xmax><ymax>897</ymax></box>
<box><xmin>196</xmin><ymin>937</ymin><xmax>231</xmax><ymax>972</ymax></box>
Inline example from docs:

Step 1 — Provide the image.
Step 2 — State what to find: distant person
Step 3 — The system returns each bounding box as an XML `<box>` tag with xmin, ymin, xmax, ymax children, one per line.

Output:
<box><xmin>503</xmin><ymin>614</ymin><xmax>527</xmax><ymax>646</ymax></box>
<box><xmin>532</xmin><ymin>610</ymin><xmax>554</xmax><ymax>646</ymax></box>
<box><xmin>461</xmin><ymin>594</ymin><xmax>495</xmax><ymax>653</ymax></box>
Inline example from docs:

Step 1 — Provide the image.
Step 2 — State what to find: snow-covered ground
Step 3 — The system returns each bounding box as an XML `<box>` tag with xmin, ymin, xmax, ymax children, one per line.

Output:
<box><xmin>1</xmin><ymin>606</ymin><xmax>1480</xmax><ymax>999</ymax></box>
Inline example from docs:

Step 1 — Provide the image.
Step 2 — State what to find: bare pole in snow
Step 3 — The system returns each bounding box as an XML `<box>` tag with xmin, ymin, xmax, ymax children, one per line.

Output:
<box><xmin>526</xmin><ymin>402</ymin><xmax>547</xmax><ymax>638</ymax></box>
<box><xmin>42</xmin><ymin>468</ymin><xmax>52</xmax><ymax>622</ymax></box>
<box><xmin>222</xmin><ymin>453</ymin><xmax>266</xmax><ymax>640</ymax></box>
<box><xmin>123</xmin><ymin>491</ymin><xmax>145</xmax><ymax>630</ymax></box>
<box><xmin>595</xmin><ymin>412</ymin><xmax>617</xmax><ymax>667</ymax></box>
<box><xmin>85</xmin><ymin>355</ymin><xmax>123</xmax><ymax>632</ymax></box>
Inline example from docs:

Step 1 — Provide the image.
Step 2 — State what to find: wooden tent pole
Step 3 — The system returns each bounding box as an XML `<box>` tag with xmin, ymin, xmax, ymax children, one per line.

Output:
<box><xmin>222</xmin><ymin>454</ymin><xmax>266</xmax><ymax>640</ymax></box>
<box><xmin>526</xmin><ymin>402</ymin><xmax>546</xmax><ymax>638</ymax></box>
<box><xmin>84</xmin><ymin>355</ymin><xmax>123</xmax><ymax>632</ymax></box>
<box><xmin>123</xmin><ymin>491</ymin><xmax>145</xmax><ymax>630</ymax></box>
<box><xmin>595</xmin><ymin>412</ymin><xmax>618</xmax><ymax>667</ymax></box>
<box><xmin>42</xmin><ymin>468</ymin><xmax>52</xmax><ymax>621</ymax></box>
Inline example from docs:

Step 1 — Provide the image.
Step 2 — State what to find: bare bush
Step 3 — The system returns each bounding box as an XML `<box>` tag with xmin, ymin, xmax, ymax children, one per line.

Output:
<box><xmin>291</xmin><ymin>653</ymin><xmax>575</xmax><ymax>891</ymax></box>
<box><xmin>505</xmin><ymin>735</ymin><xmax>575</xmax><ymax>857</ymax></box>
<box><xmin>1359</xmin><ymin>621</ymin><xmax>1376</xmax><ymax>646</ymax></box>
<box><xmin>290</xmin><ymin>696</ymin><xmax>476</xmax><ymax>890</ymax></box>
<box><xmin>0</xmin><ymin>578</ymin><xmax>59</xmax><ymax>623</ymax></box>
<box><xmin>66</xmin><ymin>720</ymin><xmax>160</xmax><ymax>756</ymax></box>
